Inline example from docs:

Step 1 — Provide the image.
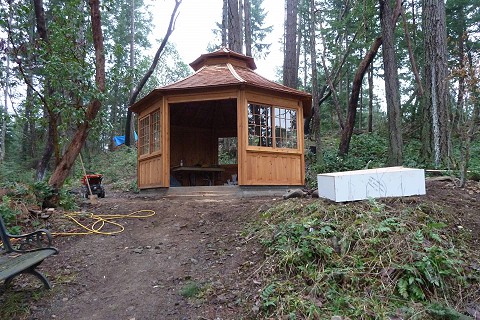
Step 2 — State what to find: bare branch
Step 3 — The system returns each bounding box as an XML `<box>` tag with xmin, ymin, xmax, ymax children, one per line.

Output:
<box><xmin>401</xmin><ymin>6</ymin><xmax>424</xmax><ymax>96</ymax></box>
<box><xmin>125</xmin><ymin>0</ymin><xmax>182</xmax><ymax>146</ymax></box>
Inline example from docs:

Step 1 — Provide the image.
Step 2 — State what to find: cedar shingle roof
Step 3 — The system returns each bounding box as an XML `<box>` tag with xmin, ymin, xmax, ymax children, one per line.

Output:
<box><xmin>130</xmin><ymin>48</ymin><xmax>312</xmax><ymax>116</ymax></box>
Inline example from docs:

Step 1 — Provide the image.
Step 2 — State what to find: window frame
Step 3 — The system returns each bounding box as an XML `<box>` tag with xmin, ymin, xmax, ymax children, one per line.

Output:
<box><xmin>247</xmin><ymin>102</ymin><xmax>299</xmax><ymax>153</ymax></box>
<box><xmin>138</xmin><ymin>109</ymin><xmax>162</xmax><ymax>159</ymax></box>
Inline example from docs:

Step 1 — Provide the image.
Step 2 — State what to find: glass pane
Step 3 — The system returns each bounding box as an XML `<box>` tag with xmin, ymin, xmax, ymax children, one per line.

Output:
<box><xmin>139</xmin><ymin>116</ymin><xmax>150</xmax><ymax>155</ymax></box>
<box><xmin>274</xmin><ymin>107</ymin><xmax>297</xmax><ymax>149</ymax></box>
<box><xmin>248</xmin><ymin>103</ymin><xmax>272</xmax><ymax>147</ymax></box>
<box><xmin>151</xmin><ymin>111</ymin><xmax>161</xmax><ymax>152</ymax></box>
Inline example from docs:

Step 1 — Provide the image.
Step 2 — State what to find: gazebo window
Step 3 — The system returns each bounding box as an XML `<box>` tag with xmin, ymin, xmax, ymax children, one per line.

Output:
<box><xmin>248</xmin><ymin>103</ymin><xmax>272</xmax><ymax>147</ymax></box>
<box><xmin>275</xmin><ymin>108</ymin><xmax>297</xmax><ymax>148</ymax></box>
<box><xmin>152</xmin><ymin>111</ymin><xmax>161</xmax><ymax>152</ymax></box>
<box><xmin>139</xmin><ymin>110</ymin><xmax>161</xmax><ymax>156</ymax></box>
<box><xmin>139</xmin><ymin>117</ymin><xmax>150</xmax><ymax>155</ymax></box>
<box><xmin>248</xmin><ymin>103</ymin><xmax>297</xmax><ymax>149</ymax></box>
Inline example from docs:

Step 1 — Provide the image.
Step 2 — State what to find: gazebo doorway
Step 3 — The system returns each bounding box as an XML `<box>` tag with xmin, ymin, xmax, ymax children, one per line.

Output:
<box><xmin>169</xmin><ymin>98</ymin><xmax>238</xmax><ymax>187</ymax></box>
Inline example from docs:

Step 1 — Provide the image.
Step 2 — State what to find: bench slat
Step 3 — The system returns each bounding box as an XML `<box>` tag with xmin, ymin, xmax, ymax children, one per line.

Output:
<box><xmin>0</xmin><ymin>249</ymin><xmax>57</xmax><ymax>280</ymax></box>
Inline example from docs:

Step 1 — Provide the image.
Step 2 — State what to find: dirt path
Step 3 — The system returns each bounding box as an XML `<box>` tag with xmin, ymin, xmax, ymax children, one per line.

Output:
<box><xmin>30</xmin><ymin>194</ymin><xmax>270</xmax><ymax>320</ymax></box>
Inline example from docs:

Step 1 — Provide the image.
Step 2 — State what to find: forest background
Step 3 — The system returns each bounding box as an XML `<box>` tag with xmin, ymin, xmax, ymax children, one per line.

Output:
<box><xmin>0</xmin><ymin>0</ymin><xmax>479</xmax><ymax>200</ymax></box>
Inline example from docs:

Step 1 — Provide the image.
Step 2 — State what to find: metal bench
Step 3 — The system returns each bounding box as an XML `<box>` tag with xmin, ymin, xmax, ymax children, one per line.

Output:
<box><xmin>0</xmin><ymin>215</ymin><xmax>59</xmax><ymax>289</ymax></box>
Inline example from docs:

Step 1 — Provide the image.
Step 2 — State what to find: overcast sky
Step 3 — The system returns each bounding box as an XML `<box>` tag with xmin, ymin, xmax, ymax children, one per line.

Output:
<box><xmin>148</xmin><ymin>0</ymin><xmax>284</xmax><ymax>80</ymax></box>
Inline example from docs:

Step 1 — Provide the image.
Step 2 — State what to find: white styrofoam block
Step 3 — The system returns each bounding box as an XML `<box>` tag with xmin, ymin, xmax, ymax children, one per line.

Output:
<box><xmin>317</xmin><ymin>166</ymin><xmax>426</xmax><ymax>202</ymax></box>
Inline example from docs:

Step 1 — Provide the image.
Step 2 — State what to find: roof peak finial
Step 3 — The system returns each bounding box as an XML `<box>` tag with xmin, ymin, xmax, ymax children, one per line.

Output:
<box><xmin>189</xmin><ymin>48</ymin><xmax>257</xmax><ymax>71</ymax></box>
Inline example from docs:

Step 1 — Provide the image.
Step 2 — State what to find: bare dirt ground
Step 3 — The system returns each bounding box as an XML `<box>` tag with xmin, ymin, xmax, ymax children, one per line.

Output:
<box><xmin>28</xmin><ymin>193</ymin><xmax>270</xmax><ymax>320</ymax></box>
<box><xmin>3</xmin><ymin>179</ymin><xmax>480</xmax><ymax>320</ymax></box>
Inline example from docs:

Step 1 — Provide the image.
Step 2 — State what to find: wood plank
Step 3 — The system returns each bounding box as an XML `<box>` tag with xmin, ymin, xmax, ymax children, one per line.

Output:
<box><xmin>237</xmin><ymin>89</ymin><xmax>247</xmax><ymax>185</ymax></box>
<box><xmin>139</xmin><ymin>157</ymin><xmax>163</xmax><ymax>187</ymax></box>
<box><xmin>162</xmin><ymin>96</ymin><xmax>170</xmax><ymax>187</ymax></box>
<box><xmin>245</xmin><ymin>91</ymin><xmax>300</xmax><ymax>108</ymax></box>
<box><xmin>244</xmin><ymin>151</ymin><xmax>303</xmax><ymax>185</ymax></box>
<box><xmin>166</xmin><ymin>90</ymin><xmax>238</xmax><ymax>104</ymax></box>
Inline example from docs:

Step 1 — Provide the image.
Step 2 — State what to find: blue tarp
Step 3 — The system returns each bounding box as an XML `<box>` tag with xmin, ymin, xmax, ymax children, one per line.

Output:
<box><xmin>113</xmin><ymin>132</ymin><xmax>138</xmax><ymax>146</ymax></box>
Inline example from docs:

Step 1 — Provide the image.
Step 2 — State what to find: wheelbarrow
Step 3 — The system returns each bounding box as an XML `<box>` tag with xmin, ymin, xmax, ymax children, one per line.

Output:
<box><xmin>81</xmin><ymin>174</ymin><xmax>105</xmax><ymax>198</ymax></box>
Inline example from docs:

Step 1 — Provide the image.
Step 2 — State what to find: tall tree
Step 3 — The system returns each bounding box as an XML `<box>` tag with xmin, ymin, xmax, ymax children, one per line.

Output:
<box><xmin>283</xmin><ymin>0</ymin><xmax>298</xmax><ymax>88</ymax></box>
<box><xmin>309</xmin><ymin>0</ymin><xmax>322</xmax><ymax>165</ymax></box>
<box><xmin>367</xmin><ymin>63</ymin><xmax>374</xmax><ymax>133</ymax></box>
<box><xmin>380</xmin><ymin>0</ymin><xmax>403</xmax><ymax>166</ymax></box>
<box><xmin>421</xmin><ymin>0</ymin><xmax>450</xmax><ymax>167</ymax></box>
<box><xmin>48</xmin><ymin>0</ymin><xmax>106</xmax><ymax>192</ymax></box>
<box><xmin>102</xmin><ymin>0</ymin><xmax>152</xmax><ymax>149</ymax></box>
<box><xmin>217</xmin><ymin>0</ymin><xmax>271</xmax><ymax>58</ymax></box>
<box><xmin>32</xmin><ymin>0</ymin><xmax>60</xmax><ymax>180</ymax></box>
<box><xmin>124</xmin><ymin>0</ymin><xmax>181</xmax><ymax>146</ymax></box>
<box><xmin>1</xmin><ymin>14</ymin><xmax>9</xmax><ymax>162</ymax></box>
<box><xmin>228</xmin><ymin>0</ymin><xmax>242</xmax><ymax>52</ymax></box>
<box><xmin>244</xmin><ymin>0</ymin><xmax>252</xmax><ymax>56</ymax></box>
<box><xmin>338</xmin><ymin>36</ymin><xmax>382</xmax><ymax>156</ymax></box>
<box><xmin>246</xmin><ymin>0</ymin><xmax>272</xmax><ymax>58</ymax></box>
<box><xmin>447</xmin><ymin>0</ymin><xmax>480</xmax><ymax>186</ymax></box>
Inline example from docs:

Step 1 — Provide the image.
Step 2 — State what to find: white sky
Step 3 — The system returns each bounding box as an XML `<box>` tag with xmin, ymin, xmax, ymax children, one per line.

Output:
<box><xmin>148</xmin><ymin>0</ymin><xmax>284</xmax><ymax>80</ymax></box>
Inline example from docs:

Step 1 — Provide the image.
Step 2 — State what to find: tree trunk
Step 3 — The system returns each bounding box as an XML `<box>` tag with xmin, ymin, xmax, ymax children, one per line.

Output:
<box><xmin>380</xmin><ymin>0</ymin><xmax>403</xmax><ymax>166</ymax></box>
<box><xmin>283</xmin><ymin>0</ymin><xmax>298</xmax><ymax>88</ymax></box>
<box><xmin>422</xmin><ymin>0</ymin><xmax>450</xmax><ymax>167</ymax></box>
<box><xmin>48</xmin><ymin>0</ymin><xmax>105</xmax><ymax>191</ymax></box>
<box><xmin>127</xmin><ymin>0</ymin><xmax>136</xmax><ymax>146</ymax></box>
<box><xmin>228</xmin><ymin>0</ymin><xmax>242</xmax><ymax>52</ymax></box>
<box><xmin>238</xmin><ymin>0</ymin><xmax>244</xmax><ymax>52</ymax></box>
<box><xmin>33</xmin><ymin>0</ymin><xmax>60</xmax><ymax>179</ymax></box>
<box><xmin>125</xmin><ymin>0</ymin><xmax>181</xmax><ymax>146</ymax></box>
<box><xmin>22</xmin><ymin>16</ymin><xmax>37</xmax><ymax>162</ymax></box>
<box><xmin>453</xmin><ymin>32</ymin><xmax>465</xmax><ymax>131</ymax></box>
<box><xmin>401</xmin><ymin>6</ymin><xmax>423</xmax><ymax>97</ymax></box>
<box><xmin>367</xmin><ymin>63</ymin><xmax>373</xmax><ymax>133</ymax></box>
<box><xmin>309</xmin><ymin>0</ymin><xmax>322</xmax><ymax>166</ymax></box>
<box><xmin>222</xmin><ymin>0</ymin><xmax>228</xmax><ymax>47</ymax></box>
<box><xmin>244</xmin><ymin>0</ymin><xmax>252</xmax><ymax>56</ymax></box>
<box><xmin>318</xmin><ymin>23</ymin><xmax>345</xmax><ymax>130</ymax></box>
<box><xmin>1</xmin><ymin>18</ymin><xmax>9</xmax><ymax>162</ymax></box>
<box><xmin>338</xmin><ymin>37</ymin><xmax>382</xmax><ymax>156</ymax></box>
<box><xmin>338</xmin><ymin>5</ymin><xmax>401</xmax><ymax>156</ymax></box>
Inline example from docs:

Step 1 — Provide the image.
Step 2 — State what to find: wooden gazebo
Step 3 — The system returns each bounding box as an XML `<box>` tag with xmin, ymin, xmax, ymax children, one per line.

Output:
<box><xmin>129</xmin><ymin>48</ymin><xmax>312</xmax><ymax>189</ymax></box>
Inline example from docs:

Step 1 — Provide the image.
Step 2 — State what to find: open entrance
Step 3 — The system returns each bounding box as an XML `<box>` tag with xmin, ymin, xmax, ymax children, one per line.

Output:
<box><xmin>169</xmin><ymin>99</ymin><xmax>238</xmax><ymax>186</ymax></box>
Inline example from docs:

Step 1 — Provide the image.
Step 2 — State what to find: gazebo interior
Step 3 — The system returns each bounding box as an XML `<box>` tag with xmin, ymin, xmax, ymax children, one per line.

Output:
<box><xmin>169</xmin><ymin>98</ymin><xmax>238</xmax><ymax>186</ymax></box>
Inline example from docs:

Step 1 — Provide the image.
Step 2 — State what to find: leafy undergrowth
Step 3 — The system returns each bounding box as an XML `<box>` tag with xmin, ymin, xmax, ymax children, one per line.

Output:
<box><xmin>248</xmin><ymin>198</ymin><xmax>479</xmax><ymax>319</ymax></box>
<box><xmin>84</xmin><ymin>146</ymin><xmax>138</xmax><ymax>192</ymax></box>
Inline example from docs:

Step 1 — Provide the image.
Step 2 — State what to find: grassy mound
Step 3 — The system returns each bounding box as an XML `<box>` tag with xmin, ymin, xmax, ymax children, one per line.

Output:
<box><xmin>248</xmin><ymin>198</ymin><xmax>479</xmax><ymax>319</ymax></box>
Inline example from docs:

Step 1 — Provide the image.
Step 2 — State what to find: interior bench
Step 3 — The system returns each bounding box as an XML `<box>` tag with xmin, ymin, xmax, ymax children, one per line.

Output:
<box><xmin>0</xmin><ymin>215</ymin><xmax>59</xmax><ymax>289</ymax></box>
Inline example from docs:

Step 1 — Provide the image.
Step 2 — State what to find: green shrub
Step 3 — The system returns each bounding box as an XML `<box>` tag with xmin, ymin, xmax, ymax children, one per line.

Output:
<box><xmin>0</xmin><ymin>196</ymin><xmax>22</xmax><ymax>234</ymax></box>
<box><xmin>319</xmin><ymin>133</ymin><xmax>387</xmax><ymax>173</ymax></box>
<box><xmin>82</xmin><ymin>147</ymin><xmax>137</xmax><ymax>191</ymax></box>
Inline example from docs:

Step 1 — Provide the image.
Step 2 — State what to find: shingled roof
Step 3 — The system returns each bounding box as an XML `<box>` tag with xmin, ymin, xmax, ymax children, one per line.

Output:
<box><xmin>130</xmin><ymin>48</ymin><xmax>312</xmax><ymax>116</ymax></box>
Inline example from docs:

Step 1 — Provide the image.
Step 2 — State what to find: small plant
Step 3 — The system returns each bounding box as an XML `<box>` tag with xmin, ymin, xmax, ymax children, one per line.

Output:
<box><xmin>0</xmin><ymin>196</ymin><xmax>22</xmax><ymax>234</ymax></box>
<box><xmin>180</xmin><ymin>281</ymin><xmax>203</xmax><ymax>298</ymax></box>
<box><xmin>0</xmin><ymin>291</ymin><xmax>31</xmax><ymax>320</ymax></box>
<box><xmin>31</xmin><ymin>180</ymin><xmax>54</xmax><ymax>207</ymax></box>
<box><xmin>58</xmin><ymin>189</ymin><xmax>78</xmax><ymax>210</ymax></box>
<box><xmin>260</xmin><ymin>283</ymin><xmax>277</xmax><ymax>309</ymax></box>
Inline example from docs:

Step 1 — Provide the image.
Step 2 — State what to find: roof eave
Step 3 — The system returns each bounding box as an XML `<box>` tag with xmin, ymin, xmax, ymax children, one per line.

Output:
<box><xmin>129</xmin><ymin>90</ymin><xmax>163</xmax><ymax>113</ymax></box>
<box><xmin>130</xmin><ymin>83</ymin><xmax>312</xmax><ymax>117</ymax></box>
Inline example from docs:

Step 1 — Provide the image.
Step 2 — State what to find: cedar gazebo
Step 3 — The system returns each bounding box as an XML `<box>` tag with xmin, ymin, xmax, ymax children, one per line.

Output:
<box><xmin>129</xmin><ymin>48</ymin><xmax>312</xmax><ymax>189</ymax></box>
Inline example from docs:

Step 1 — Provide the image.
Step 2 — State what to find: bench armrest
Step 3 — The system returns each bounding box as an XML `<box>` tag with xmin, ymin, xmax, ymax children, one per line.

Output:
<box><xmin>8</xmin><ymin>229</ymin><xmax>55</xmax><ymax>253</ymax></box>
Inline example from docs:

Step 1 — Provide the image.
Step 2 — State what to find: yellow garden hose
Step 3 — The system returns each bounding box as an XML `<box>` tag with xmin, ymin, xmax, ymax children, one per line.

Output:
<box><xmin>52</xmin><ymin>209</ymin><xmax>156</xmax><ymax>236</ymax></box>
